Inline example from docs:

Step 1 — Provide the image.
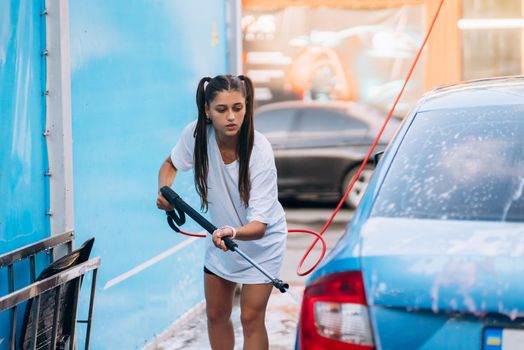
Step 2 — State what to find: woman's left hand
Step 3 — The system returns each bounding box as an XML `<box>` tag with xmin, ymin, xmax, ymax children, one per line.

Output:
<box><xmin>212</xmin><ymin>226</ymin><xmax>235</xmax><ymax>251</ymax></box>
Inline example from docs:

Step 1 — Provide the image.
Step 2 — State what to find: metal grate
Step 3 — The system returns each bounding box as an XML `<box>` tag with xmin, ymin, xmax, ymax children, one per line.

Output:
<box><xmin>0</xmin><ymin>232</ymin><xmax>100</xmax><ymax>350</ymax></box>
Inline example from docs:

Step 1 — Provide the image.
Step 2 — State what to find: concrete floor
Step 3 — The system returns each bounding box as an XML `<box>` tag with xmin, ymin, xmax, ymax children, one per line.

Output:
<box><xmin>144</xmin><ymin>205</ymin><xmax>352</xmax><ymax>350</ymax></box>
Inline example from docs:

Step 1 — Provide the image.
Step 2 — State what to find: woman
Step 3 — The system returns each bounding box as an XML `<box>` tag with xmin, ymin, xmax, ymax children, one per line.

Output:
<box><xmin>156</xmin><ymin>75</ymin><xmax>287</xmax><ymax>350</ymax></box>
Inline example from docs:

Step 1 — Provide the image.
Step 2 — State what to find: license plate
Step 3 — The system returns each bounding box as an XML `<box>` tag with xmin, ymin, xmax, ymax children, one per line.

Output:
<box><xmin>483</xmin><ymin>328</ymin><xmax>524</xmax><ymax>350</ymax></box>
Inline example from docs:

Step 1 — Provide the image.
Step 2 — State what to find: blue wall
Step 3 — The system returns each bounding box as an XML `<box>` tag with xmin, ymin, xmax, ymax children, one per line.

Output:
<box><xmin>0</xmin><ymin>0</ymin><xmax>49</xmax><ymax>345</ymax></box>
<box><xmin>0</xmin><ymin>1</ymin><xmax>49</xmax><ymax>258</ymax></box>
<box><xmin>68</xmin><ymin>1</ymin><xmax>228</xmax><ymax>348</ymax></box>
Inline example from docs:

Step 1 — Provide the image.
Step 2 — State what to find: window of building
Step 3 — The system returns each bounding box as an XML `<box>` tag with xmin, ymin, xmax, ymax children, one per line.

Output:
<box><xmin>460</xmin><ymin>0</ymin><xmax>522</xmax><ymax>80</ymax></box>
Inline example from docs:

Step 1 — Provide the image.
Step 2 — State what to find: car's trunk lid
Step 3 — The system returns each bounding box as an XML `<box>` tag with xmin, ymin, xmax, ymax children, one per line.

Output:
<box><xmin>360</xmin><ymin>217</ymin><xmax>524</xmax><ymax>316</ymax></box>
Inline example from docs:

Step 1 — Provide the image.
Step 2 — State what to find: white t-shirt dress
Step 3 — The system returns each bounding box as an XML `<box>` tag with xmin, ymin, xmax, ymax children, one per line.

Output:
<box><xmin>170</xmin><ymin>121</ymin><xmax>287</xmax><ymax>284</ymax></box>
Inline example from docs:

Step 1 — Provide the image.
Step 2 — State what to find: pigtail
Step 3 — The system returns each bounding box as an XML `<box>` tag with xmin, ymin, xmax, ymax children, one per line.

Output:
<box><xmin>194</xmin><ymin>76</ymin><xmax>212</xmax><ymax>211</ymax></box>
<box><xmin>237</xmin><ymin>75</ymin><xmax>255</xmax><ymax>207</ymax></box>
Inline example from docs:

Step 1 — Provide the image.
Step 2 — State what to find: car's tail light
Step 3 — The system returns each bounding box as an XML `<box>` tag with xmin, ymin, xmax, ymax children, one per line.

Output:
<box><xmin>299</xmin><ymin>271</ymin><xmax>374</xmax><ymax>350</ymax></box>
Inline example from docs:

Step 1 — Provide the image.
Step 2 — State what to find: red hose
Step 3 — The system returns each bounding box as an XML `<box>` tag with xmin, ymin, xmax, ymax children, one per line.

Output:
<box><xmin>291</xmin><ymin>0</ymin><xmax>446</xmax><ymax>276</ymax></box>
<box><xmin>179</xmin><ymin>229</ymin><xmax>206</xmax><ymax>238</ymax></box>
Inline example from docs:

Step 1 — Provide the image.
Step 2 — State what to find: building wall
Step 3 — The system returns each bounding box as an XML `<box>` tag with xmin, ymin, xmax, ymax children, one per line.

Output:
<box><xmin>0</xmin><ymin>0</ymin><xmax>50</xmax><ymax>344</ymax></box>
<box><xmin>424</xmin><ymin>0</ymin><xmax>462</xmax><ymax>90</ymax></box>
<box><xmin>425</xmin><ymin>0</ymin><xmax>523</xmax><ymax>89</ymax></box>
<box><xmin>68</xmin><ymin>1</ymin><xmax>228</xmax><ymax>348</ymax></box>
<box><xmin>0</xmin><ymin>1</ymin><xmax>49</xmax><ymax>259</ymax></box>
<box><xmin>242</xmin><ymin>0</ymin><xmax>524</xmax><ymax>106</ymax></box>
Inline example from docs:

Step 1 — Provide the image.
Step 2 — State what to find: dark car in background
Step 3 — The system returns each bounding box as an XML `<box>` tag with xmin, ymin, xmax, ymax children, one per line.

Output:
<box><xmin>255</xmin><ymin>101</ymin><xmax>400</xmax><ymax>208</ymax></box>
<box><xmin>296</xmin><ymin>76</ymin><xmax>524</xmax><ymax>349</ymax></box>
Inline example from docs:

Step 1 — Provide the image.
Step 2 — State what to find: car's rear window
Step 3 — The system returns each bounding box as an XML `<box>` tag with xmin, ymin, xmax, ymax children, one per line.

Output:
<box><xmin>298</xmin><ymin>108</ymin><xmax>368</xmax><ymax>132</ymax></box>
<box><xmin>372</xmin><ymin>104</ymin><xmax>524</xmax><ymax>222</ymax></box>
<box><xmin>255</xmin><ymin>108</ymin><xmax>296</xmax><ymax>134</ymax></box>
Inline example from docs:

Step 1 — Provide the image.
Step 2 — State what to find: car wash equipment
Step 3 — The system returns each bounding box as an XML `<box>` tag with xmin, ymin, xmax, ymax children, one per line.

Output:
<box><xmin>159</xmin><ymin>186</ymin><xmax>290</xmax><ymax>294</ymax></box>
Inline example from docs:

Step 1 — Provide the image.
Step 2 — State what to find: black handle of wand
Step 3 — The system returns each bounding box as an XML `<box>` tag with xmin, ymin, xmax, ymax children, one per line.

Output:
<box><xmin>160</xmin><ymin>186</ymin><xmax>237</xmax><ymax>251</ymax></box>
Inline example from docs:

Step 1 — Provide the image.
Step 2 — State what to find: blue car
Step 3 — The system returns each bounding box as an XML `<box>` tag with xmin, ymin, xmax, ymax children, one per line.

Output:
<box><xmin>297</xmin><ymin>76</ymin><xmax>524</xmax><ymax>350</ymax></box>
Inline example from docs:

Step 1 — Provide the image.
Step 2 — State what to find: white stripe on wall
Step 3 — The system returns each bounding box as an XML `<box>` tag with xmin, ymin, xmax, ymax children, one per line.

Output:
<box><xmin>103</xmin><ymin>237</ymin><xmax>198</xmax><ymax>290</ymax></box>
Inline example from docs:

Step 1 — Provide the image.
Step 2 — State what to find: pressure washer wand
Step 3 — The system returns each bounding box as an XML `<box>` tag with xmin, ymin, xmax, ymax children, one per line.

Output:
<box><xmin>160</xmin><ymin>186</ymin><xmax>290</xmax><ymax>294</ymax></box>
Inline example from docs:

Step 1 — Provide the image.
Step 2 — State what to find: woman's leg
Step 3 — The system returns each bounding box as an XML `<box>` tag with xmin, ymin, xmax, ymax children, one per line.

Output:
<box><xmin>205</xmin><ymin>272</ymin><xmax>238</xmax><ymax>350</ymax></box>
<box><xmin>239</xmin><ymin>283</ymin><xmax>273</xmax><ymax>350</ymax></box>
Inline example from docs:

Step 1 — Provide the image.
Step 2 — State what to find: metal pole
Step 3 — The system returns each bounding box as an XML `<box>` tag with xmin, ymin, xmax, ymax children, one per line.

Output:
<box><xmin>84</xmin><ymin>269</ymin><xmax>98</xmax><ymax>350</ymax></box>
<box><xmin>226</xmin><ymin>0</ymin><xmax>243</xmax><ymax>75</ymax></box>
<box><xmin>68</xmin><ymin>278</ymin><xmax>81</xmax><ymax>350</ymax></box>
<box><xmin>50</xmin><ymin>285</ymin><xmax>62</xmax><ymax>350</ymax></box>
<box><xmin>29</xmin><ymin>255</ymin><xmax>36</xmax><ymax>282</ymax></box>
<box><xmin>29</xmin><ymin>295</ymin><xmax>41</xmax><ymax>350</ymax></box>
<box><xmin>44</xmin><ymin>0</ymin><xmax>75</xmax><ymax>260</ymax></box>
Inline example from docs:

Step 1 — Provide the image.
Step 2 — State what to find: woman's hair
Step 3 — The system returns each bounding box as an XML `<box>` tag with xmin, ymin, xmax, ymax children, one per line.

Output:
<box><xmin>194</xmin><ymin>74</ymin><xmax>255</xmax><ymax>211</ymax></box>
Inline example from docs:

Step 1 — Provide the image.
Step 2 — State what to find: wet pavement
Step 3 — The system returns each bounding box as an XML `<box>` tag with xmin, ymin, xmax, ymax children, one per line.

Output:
<box><xmin>144</xmin><ymin>205</ymin><xmax>351</xmax><ymax>350</ymax></box>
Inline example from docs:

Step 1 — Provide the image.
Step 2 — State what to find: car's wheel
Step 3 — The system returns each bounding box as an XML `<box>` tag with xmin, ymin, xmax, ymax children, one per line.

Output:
<box><xmin>341</xmin><ymin>164</ymin><xmax>375</xmax><ymax>209</ymax></box>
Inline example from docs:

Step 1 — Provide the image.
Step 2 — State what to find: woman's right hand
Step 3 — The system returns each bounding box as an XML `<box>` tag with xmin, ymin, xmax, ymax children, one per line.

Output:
<box><xmin>156</xmin><ymin>191</ymin><xmax>174</xmax><ymax>211</ymax></box>
<box><xmin>212</xmin><ymin>227</ymin><xmax>234</xmax><ymax>252</ymax></box>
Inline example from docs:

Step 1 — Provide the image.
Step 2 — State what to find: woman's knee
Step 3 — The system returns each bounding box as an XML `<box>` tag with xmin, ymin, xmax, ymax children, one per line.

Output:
<box><xmin>207</xmin><ymin>304</ymin><xmax>232</xmax><ymax>324</ymax></box>
<box><xmin>240</xmin><ymin>308</ymin><xmax>265</xmax><ymax>331</ymax></box>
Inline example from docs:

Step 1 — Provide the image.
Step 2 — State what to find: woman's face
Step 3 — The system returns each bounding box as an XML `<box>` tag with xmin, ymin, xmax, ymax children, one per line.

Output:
<box><xmin>206</xmin><ymin>90</ymin><xmax>246</xmax><ymax>140</ymax></box>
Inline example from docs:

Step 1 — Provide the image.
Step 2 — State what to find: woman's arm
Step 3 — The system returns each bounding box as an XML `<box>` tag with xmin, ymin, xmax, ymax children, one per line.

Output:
<box><xmin>212</xmin><ymin>221</ymin><xmax>267</xmax><ymax>251</ymax></box>
<box><xmin>156</xmin><ymin>156</ymin><xmax>177</xmax><ymax>211</ymax></box>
